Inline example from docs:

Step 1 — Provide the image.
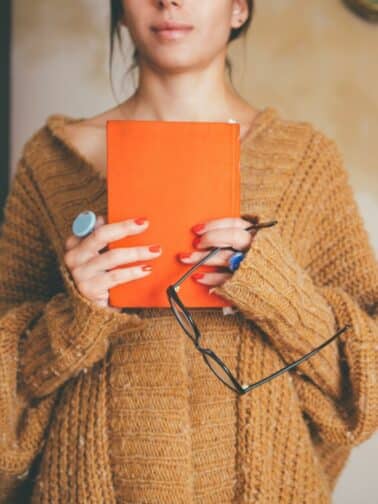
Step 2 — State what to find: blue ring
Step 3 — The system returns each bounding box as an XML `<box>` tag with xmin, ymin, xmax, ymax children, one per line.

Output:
<box><xmin>228</xmin><ymin>251</ymin><xmax>245</xmax><ymax>272</ymax></box>
<box><xmin>72</xmin><ymin>210</ymin><xmax>97</xmax><ymax>238</ymax></box>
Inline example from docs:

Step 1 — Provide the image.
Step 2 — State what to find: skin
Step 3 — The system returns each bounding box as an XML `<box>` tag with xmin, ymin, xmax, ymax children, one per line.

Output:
<box><xmin>64</xmin><ymin>0</ymin><xmax>260</xmax><ymax>312</ymax></box>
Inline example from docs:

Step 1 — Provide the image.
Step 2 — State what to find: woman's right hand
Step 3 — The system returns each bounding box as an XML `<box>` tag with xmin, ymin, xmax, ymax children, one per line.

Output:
<box><xmin>63</xmin><ymin>215</ymin><xmax>162</xmax><ymax>312</ymax></box>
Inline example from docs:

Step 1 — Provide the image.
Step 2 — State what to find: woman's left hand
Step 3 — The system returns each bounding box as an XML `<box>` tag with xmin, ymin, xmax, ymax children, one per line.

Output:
<box><xmin>177</xmin><ymin>216</ymin><xmax>259</xmax><ymax>287</ymax></box>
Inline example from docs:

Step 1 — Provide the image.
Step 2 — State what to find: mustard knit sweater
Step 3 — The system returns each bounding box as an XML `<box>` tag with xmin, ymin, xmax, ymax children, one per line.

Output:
<box><xmin>0</xmin><ymin>106</ymin><xmax>377</xmax><ymax>503</ymax></box>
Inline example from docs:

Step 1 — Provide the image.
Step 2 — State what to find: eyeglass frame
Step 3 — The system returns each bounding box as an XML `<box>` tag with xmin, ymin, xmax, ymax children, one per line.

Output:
<box><xmin>166</xmin><ymin>218</ymin><xmax>351</xmax><ymax>395</ymax></box>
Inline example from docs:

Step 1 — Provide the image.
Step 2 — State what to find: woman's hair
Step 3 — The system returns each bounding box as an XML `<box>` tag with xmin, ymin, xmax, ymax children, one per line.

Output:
<box><xmin>109</xmin><ymin>0</ymin><xmax>255</xmax><ymax>94</ymax></box>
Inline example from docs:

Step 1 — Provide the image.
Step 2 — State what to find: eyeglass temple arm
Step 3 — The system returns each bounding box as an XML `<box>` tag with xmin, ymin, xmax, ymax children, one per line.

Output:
<box><xmin>176</xmin><ymin>220</ymin><xmax>278</xmax><ymax>290</ymax></box>
<box><xmin>241</xmin><ymin>323</ymin><xmax>351</xmax><ymax>393</ymax></box>
<box><xmin>174</xmin><ymin>219</ymin><xmax>278</xmax><ymax>288</ymax></box>
<box><xmin>227</xmin><ymin>219</ymin><xmax>278</xmax><ymax>252</ymax></box>
<box><xmin>245</xmin><ymin>218</ymin><xmax>278</xmax><ymax>231</ymax></box>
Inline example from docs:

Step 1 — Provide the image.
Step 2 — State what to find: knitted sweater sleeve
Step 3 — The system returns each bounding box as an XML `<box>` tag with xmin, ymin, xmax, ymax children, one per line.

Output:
<box><xmin>0</xmin><ymin>156</ymin><xmax>144</xmax><ymax>497</ymax></box>
<box><xmin>212</xmin><ymin>131</ymin><xmax>378</xmax><ymax>448</ymax></box>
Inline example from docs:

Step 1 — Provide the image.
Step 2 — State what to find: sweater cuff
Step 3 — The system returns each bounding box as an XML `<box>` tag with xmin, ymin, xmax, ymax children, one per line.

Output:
<box><xmin>211</xmin><ymin>224</ymin><xmax>334</xmax><ymax>325</ymax></box>
<box><xmin>20</xmin><ymin>266</ymin><xmax>146</xmax><ymax>399</ymax></box>
<box><xmin>61</xmin><ymin>264</ymin><xmax>145</xmax><ymax>332</ymax></box>
<box><xmin>211</xmin><ymin>224</ymin><xmax>343</xmax><ymax>399</ymax></box>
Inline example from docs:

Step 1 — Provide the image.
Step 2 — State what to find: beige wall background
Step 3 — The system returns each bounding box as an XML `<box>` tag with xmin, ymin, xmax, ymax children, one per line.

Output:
<box><xmin>11</xmin><ymin>1</ymin><xmax>377</xmax><ymax>502</ymax></box>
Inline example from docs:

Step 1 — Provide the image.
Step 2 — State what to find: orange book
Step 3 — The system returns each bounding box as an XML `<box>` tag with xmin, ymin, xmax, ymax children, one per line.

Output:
<box><xmin>106</xmin><ymin>119</ymin><xmax>241</xmax><ymax>308</ymax></box>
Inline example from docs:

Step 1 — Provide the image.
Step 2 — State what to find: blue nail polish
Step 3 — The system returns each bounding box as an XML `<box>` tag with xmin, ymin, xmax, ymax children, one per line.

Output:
<box><xmin>228</xmin><ymin>251</ymin><xmax>245</xmax><ymax>271</ymax></box>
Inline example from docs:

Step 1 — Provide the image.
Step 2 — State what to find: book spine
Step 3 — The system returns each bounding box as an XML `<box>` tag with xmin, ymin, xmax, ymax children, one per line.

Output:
<box><xmin>231</xmin><ymin>126</ymin><xmax>234</xmax><ymax>215</ymax></box>
<box><xmin>236</xmin><ymin>127</ymin><xmax>241</xmax><ymax>215</ymax></box>
<box><xmin>232</xmin><ymin>126</ymin><xmax>239</xmax><ymax>215</ymax></box>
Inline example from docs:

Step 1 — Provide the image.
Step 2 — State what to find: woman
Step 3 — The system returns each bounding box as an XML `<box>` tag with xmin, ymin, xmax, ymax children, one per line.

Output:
<box><xmin>0</xmin><ymin>1</ymin><xmax>377</xmax><ymax>502</ymax></box>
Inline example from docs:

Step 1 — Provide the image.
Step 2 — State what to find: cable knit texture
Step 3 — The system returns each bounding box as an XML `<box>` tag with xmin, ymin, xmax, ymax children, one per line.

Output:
<box><xmin>0</xmin><ymin>106</ymin><xmax>377</xmax><ymax>503</ymax></box>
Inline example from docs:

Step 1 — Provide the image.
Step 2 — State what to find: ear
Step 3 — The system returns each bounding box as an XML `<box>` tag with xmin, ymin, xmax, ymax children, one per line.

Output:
<box><xmin>230</xmin><ymin>0</ymin><xmax>249</xmax><ymax>30</ymax></box>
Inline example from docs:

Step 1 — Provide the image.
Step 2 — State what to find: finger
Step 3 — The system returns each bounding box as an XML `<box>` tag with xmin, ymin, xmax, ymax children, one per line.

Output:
<box><xmin>84</xmin><ymin>218</ymin><xmax>147</xmax><ymax>255</ymax></box>
<box><xmin>94</xmin><ymin>215</ymin><xmax>109</xmax><ymax>253</ymax></box>
<box><xmin>70</xmin><ymin>218</ymin><xmax>149</xmax><ymax>266</ymax></box>
<box><xmin>95</xmin><ymin>297</ymin><xmax>109</xmax><ymax>308</ymax></box>
<box><xmin>191</xmin><ymin>215</ymin><xmax>258</xmax><ymax>235</ymax></box>
<box><xmin>65</xmin><ymin>214</ymin><xmax>106</xmax><ymax>251</ymax></box>
<box><xmin>94</xmin><ymin>214</ymin><xmax>106</xmax><ymax>228</ymax></box>
<box><xmin>178</xmin><ymin>248</ymin><xmax>235</xmax><ymax>267</ymax></box>
<box><xmin>72</xmin><ymin>245</ymin><xmax>162</xmax><ymax>282</ymax></box>
<box><xmin>65</xmin><ymin>234</ymin><xmax>81</xmax><ymax>251</ymax></box>
<box><xmin>191</xmin><ymin>270</ymin><xmax>232</xmax><ymax>285</ymax></box>
<box><xmin>81</xmin><ymin>264</ymin><xmax>152</xmax><ymax>298</ymax></box>
<box><xmin>193</xmin><ymin>227</ymin><xmax>253</xmax><ymax>252</ymax></box>
<box><xmin>85</xmin><ymin>292</ymin><xmax>123</xmax><ymax>311</ymax></box>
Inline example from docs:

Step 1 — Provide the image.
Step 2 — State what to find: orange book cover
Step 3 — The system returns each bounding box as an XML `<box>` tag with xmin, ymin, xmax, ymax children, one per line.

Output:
<box><xmin>106</xmin><ymin>119</ymin><xmax>241</xmax><ymax>308</ymax></box>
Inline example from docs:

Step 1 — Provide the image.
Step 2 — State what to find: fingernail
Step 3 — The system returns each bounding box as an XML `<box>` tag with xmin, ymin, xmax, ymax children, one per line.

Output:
<box><xmin>193</xmin><ymin>236</ymin><xmax>201</xmax><ymax>247</ymax></box>
<box><xmin>191</xmin><ymin>273</ymin><xmax>204</xmax><ymax>280</ymax></box>
<box><xmin>141</xmin><ymin>265</ymin><xmax>152</xmax><ymax>271</ymax></box>
<box><xmin>192</xmin><ymin>223</ymin><xmax>205</xmax><ymax>233</ymax></box>
<box><xmin>135</xmin><ymin>217</ymin><xmax>148</xmax><ymax>225</ymax></box>
<box><xmin>149</xmin><ymin>244</ymin><xmax>161</xmax><ymax>252</ymax></box>
<box><xmin>179</xmin><ymin>252</ymin><xmax>191</xmax><ymax>259</ymax></box>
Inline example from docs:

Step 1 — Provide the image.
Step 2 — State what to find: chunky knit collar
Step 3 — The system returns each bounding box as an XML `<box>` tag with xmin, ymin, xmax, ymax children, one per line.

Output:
<box><xmin>45</xmin><ymin>106</ymin><xmax>279</xmax><ymax>183</ymax></box>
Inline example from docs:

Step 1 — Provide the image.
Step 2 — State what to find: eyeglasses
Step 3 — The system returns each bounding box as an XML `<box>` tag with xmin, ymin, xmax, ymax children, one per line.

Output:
<box><xmin>166</xmin><ymin>218</ymin><xmax>351</xmax><ymax>395</ymax></box>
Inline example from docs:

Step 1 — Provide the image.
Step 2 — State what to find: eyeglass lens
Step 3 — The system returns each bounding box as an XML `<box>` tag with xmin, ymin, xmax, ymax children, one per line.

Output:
<box><xmin>170</xmin><ymin>296</ymin><xmax>197</xmax><ymax>342</ymax></box>
<box><xmin>171</xmin><ymin>293</ymin><xmax>239</xmax><ymax>389</ymax></box>
<box><xmin>202</xmin><ymin>353</ymin><xmax>238</xmax><ymax>391</ymax></box>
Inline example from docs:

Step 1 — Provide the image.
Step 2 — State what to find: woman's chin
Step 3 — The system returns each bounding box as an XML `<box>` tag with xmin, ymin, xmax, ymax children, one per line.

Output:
<box><xmin>148</xmin><ymin>53</ymin><xmax>198</xmax><ymax>72</ymax></box>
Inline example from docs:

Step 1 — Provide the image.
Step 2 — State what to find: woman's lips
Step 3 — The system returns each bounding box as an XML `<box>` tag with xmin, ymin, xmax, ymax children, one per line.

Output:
<box><xmin>151</xmin><ymin>25</ymin><xmax>193</xmax><ymax>41</ymax></box>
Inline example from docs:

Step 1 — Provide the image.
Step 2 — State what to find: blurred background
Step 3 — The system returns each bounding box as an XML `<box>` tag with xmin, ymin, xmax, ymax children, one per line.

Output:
<box><xmin>1</xmin><ymin>1</ymin><xmax>377</xmax><ymax>502</ymax></box>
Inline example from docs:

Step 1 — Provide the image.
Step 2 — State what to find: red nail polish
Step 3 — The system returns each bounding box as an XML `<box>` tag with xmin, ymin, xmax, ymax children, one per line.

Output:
<box><xmin>193</xmin><ymin>236</ymin><xmax>201</xmax><ymax>247</ymax></box>
<box><xmin>135</xmin><ymin>217</ymin><xmax>148</xmax><ymax>225</ymax></box>
<box><xmin>149</xmin><ymin>244</ymin><xmax>161</xmax><ymax>252</ymax></box>
<box><xmin>179</xmin><ymin>252</ymin><xmax>191</xmax><ymax>259</ymax></box>
<box><xmin>192</xmin><ymin>223</ymin><xmax>205</xmax><ymax>233</ymax></box>
<box><xmin>192</xmin><ymin>273</ymin><xmax>204</xmax><ymax>280</ymax></box>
